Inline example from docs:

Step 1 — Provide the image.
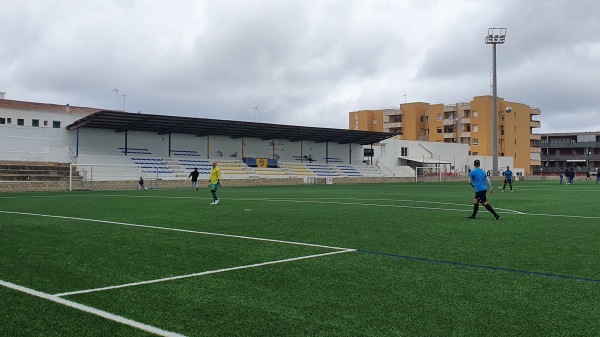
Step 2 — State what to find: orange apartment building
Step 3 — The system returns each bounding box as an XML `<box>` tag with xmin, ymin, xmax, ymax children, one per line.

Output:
<box><xmin>349</xmin><ymin>95</ymin><xmax>542</xmax><ymax>174</ymax></box>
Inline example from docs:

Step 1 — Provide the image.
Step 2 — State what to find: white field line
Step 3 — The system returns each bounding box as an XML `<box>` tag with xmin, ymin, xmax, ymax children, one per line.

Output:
<box><xmin>0</xmin><ymin>280</ymin><xmax>186</xmax><ymax>337</ymax></box>
<box><xmin>54</xmin><ymin>249</ymin><xmax>354</xmax><ymax>297</ymax></box>
<box><xmin>0</xmin><ymin>210</ymin><xmax>352</xmax><ymax>251</ymax></box>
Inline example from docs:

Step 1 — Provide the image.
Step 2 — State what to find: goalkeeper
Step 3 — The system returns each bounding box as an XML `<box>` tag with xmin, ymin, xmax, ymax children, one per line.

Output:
<box><xmin>209</xmin><ymin>161</ymin><xmax>221</xmax><ymax>205</ymax></box>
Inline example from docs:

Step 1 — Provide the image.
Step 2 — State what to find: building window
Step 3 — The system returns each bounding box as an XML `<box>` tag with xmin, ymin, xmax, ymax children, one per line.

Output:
<box><xmin>44</xmin><ymin>120</ymin><xmax>48</xmax><ymax>126</ymax></box>
<box><xmin>501</xmin><ymin>114</ymin><xmax>504</xmax><ymax>121</ymax></box>
<box><xmin>473</xmin><ymin>138</ymin><xmax>479</xmax><ymax>145</ymax></box>
<box><xmin>472</xmin><ymin>152</ymin><xmax>478</xmax><ymax>155</ymax></box>
<box><xmin>437</xmin><ymin>114</ymin><xmax>442</xmax><ymax>121</ymax></box>
<box><xmin>52</xmin><ymin>121</ymin><xmax>61</xmax><ymax>128</ymax></box>
<box><xmin>17</xmin><ymin>119</ymin><xmax>25</xmax><ymax>126</ymax></box>
<box><xmin>7</xmin><ymin>118</ymin><xmax>12</xmax><ymax>124</ymax></box>
<box><xmin>472</xmin><ymin>111</ymin><xmax>478</xmax><ymax>118</ymax></box>
<box><xmin>373</xmin><ymin>120</ymin><xmax>378</xmax><ymax>125</ymax></box>
<box><xmin>394</xmin><ymin>116</ymin><xmax>401</xmax><ymax>122</ymax></box>
<box><xmin>473</xmin><ymin>125</ymin><xmax>478</xmax><ymax>132</ymax></box>
<box><xmin>0</xmin><ymin>117</ymin><xmax>5</xmax><ymax>124</ymax></box>
<box><xmin>420</xmin><ymin>116</ymin><xmax>424</xmax><ymax>122</ymax></box>
<box><xmin>437</xmin><ymin>127</ymin><xmax>442</xmax><ymax>134</ymax></box>
<box><xmin>401</xmin><ymin>147</ymin><xmax>408</xmax><ymax>156</ymax></box>
<box><xmin>32</xmin><ymin>119</ymin><xmax>40</xmax><ymax>127</ymax></box>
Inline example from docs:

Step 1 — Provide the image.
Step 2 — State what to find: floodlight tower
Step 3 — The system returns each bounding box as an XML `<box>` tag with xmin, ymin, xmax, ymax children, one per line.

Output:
<box><xmin>485</xmin><ymin>27</ymin><xmax>506</xmax><ymax>176</ymax></box>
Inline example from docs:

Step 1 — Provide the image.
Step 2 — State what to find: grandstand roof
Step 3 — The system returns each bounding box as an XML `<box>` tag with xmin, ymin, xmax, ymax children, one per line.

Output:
<box><xmin>67</xmin><ymin>110</ymin><xmax>393</xmax><ymax>145</ymax></box>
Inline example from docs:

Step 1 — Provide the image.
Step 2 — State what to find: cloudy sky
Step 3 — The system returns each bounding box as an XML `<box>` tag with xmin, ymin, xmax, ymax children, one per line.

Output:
<box><xmin>1</xmin><ymin>0</ymin><xmax>599</xmax><ymax>133</ymax></box>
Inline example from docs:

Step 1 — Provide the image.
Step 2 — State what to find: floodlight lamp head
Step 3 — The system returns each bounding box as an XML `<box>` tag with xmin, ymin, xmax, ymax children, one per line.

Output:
<box><xmin>485</xmin><ymin>28</ymin><xmax>507</xmax><ymax>44</ymax></box>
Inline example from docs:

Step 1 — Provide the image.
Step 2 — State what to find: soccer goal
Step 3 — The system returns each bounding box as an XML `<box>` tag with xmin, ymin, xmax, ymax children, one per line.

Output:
<box><xmin>69</xmin><ymin>163</ymin><xmax>151</xmax><ymax>191</ymax></box>
<box><xmin>415</xmin><ymin>166</ymin><xmax>445</xmax><ymax>182</ymax></box>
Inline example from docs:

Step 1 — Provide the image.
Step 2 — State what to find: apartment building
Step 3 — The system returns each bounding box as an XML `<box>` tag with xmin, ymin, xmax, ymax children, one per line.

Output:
<box><xmin>536</xmin><ymin>132</ymin><xmax>600</xmax><ymax>176</ymax></box>
<box><xmin>349</xmin><ymin>95</ymin><xmax>542</xmax><ymax>174</ymax></box>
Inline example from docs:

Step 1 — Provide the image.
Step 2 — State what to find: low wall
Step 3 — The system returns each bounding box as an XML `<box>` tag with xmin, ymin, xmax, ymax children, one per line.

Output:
<box><xmin>0</xmin><ymin>175</ymin><xmax>489</xmax><ymax>193</ymax></box>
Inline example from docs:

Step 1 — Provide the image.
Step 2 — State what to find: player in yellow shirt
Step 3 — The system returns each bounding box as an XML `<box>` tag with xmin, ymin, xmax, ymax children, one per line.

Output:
<box><xmin>209</xmin><ymin>161</ymin><xmax>221</xmax><ymax>205</ymax></box>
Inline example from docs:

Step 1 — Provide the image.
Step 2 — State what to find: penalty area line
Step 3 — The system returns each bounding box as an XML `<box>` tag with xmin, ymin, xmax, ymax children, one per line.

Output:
<box><xmin>0</xmin><ymin>210</ymin><xmax>351</xmax><ymax>251</ymax></box>
<box><xmin>54</xmin><ymin>249</ymin><xmax>355</xmax><ymax>297</ymax></box>
<box><xmin>0</xmin><ymin>280</ymin><xmax>186</xmax><ymax>337</ymax></box>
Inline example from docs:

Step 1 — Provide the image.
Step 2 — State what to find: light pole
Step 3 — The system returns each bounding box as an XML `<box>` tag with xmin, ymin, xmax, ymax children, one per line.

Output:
<box><xmin>112</xmin><ymin>88</ymin><xmax>119</xmax><ymax>110</ymax></box>
<box><xmin>121</xmin><ymin>93</ymin><xmax>126</xmax><ymax>112</ymax></box>
<box><xmin>485</xmin><ymin>28</ymin><xmax>507</xmax><ymax>176</ymax></box>
<box><xmin>253</xmin><ymin>107</ymin><xmax>258</xmax><ymax>122</ymax></box>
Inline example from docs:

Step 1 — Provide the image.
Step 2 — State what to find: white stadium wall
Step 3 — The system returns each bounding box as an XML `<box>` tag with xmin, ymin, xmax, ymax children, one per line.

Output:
<box><xmin>208</xmin><ymin>135</ymin><xmax>243</xmax><ymax>160</ymax></box>
<box><xmin>375</xmin><ymin>139</ymin><xmax>470</xmax><ymax>173</ymax></box>
<box><xmin>243</xmin><ymin>137</ymin><xmax>273</xmax><ymax>159</ymax></box>
<box><xmin>0</xmin><ymin>109</ymin><xmax>81</xmax><ymax>162</ymax></box>
<box><xmin>170</xmin><ymin>133</ymin><xmax>207</xmax><ymax>157</ymax></box>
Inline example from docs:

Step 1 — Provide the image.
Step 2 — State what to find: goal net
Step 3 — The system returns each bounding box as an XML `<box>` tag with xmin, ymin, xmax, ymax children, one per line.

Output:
<box><xmin>69</xmin><ymin>164</ymin><xmax>160</xmax><ymax>191</ymax></box>
<box><xmin>415</xmin><ymin>166</ymin><xmax>448</xmax><ymax>182</ymax></box>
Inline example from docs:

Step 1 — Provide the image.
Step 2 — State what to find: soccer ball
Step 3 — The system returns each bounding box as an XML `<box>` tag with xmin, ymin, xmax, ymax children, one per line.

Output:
<box><xmin>505</xmin><ymin>106</ymin><xmax>512</xmax><ymax>113</ymax></box>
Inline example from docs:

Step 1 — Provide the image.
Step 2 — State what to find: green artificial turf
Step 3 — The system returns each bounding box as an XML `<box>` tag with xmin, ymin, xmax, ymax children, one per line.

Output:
<box><xmin>1</xmin><ymin>180</ymin><xmax>600</xmax><ymax>336</ymax></box>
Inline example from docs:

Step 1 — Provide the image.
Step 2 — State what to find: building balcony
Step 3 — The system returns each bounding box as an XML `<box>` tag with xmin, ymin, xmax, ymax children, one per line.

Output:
<box><xmin>530</xmin><ymin>108</ymin><xmax>541</xmax><ymax>115</ymax></box>
<box><xmin>530</xmin><ymin>134</ymin><xmax>541</xmax><ymax>141</ymax></box>
<box><xmin>541</xmin><ymin>154</ymin><xmax>600</xmax><ymax>161</ymax></box>
<box><xmin>530</xmin><ymin>120</ymin><xmax>541</xmax><ymax>128</ymax></box>
<box><xmin>530</xmin><ymin>147</ymin><xmax>541</xmax><ymax>153</ymax></box>
<box><xmin>530</xmin><ymin>159</ymin><xmax>541</xmax><ymax>166</ymax></box>
<box><xmin>539</xmin><ymin>141</ymin><xmax>600</xmax><ymax>149</ymax></box>
<box><xmin>443</xmin><ymin>133</ymin><xmax>455</xmax><ymax>139</ymax></box>
<box><xmin>385</xmin><ymin>122</ymin><xmax>403</xmax><ymax>128</ymax></box>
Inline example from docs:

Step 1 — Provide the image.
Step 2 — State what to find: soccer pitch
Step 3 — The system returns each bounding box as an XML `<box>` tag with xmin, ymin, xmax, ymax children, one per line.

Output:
<box><xmin>1</xmin><ymin>181</ymin><xmax>600</xmax><ymax>336</ymax></box>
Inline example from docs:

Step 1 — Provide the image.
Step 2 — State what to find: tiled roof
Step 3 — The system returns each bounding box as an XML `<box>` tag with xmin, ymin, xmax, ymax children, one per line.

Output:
<box><xmin>0</xmin><ymin>99</ymin><xmax>101</xmax><ymax>116</ymax></box>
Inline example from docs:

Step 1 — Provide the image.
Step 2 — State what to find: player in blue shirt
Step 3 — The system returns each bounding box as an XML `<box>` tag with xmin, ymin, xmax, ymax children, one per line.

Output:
<box><xmin>502</xmin><ymin>166</ymin><xmax>513</xmax><ymax>192</ymax></box>
<box><xmin>559</xmin><ymin>169</ymin><xmax>564</xmax><ymax>185</ymax></box>
<box><xmin>468</xmin><ymin>159</ymin><xmax>500</xmax><ymax>220</ymax></box>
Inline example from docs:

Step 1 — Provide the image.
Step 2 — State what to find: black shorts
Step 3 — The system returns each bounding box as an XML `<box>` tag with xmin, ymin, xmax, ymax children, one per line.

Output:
<box><xmin>474</xmin><ymin>190</ymin><xmax>488</xmax><ymax>203</ymax></box>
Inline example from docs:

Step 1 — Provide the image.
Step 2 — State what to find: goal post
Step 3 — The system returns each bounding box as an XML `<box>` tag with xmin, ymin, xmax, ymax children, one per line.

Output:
<box><xmin>69</xmin><ymin>163</ymin><xmax>144</xmax><ymax>191</ymax></box>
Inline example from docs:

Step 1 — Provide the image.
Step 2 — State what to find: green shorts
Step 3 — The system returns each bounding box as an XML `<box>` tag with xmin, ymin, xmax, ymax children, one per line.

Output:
<box><xmin>210</xmin><ymin>183</ymin><xmax>219</xmax><ymax>192</ymax></box>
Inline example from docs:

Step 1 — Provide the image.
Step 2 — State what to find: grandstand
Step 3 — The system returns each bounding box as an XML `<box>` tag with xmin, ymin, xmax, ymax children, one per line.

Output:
<box><xmin>1</xmin><ymin>99</ymin><xmax>401</xmax><ymax>191</ymax></box>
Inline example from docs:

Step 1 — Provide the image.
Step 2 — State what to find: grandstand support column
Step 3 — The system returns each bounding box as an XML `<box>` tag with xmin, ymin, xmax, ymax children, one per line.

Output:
<box><xmin>348</xmin><ymin>143</ymin><xmax>351</xmax><ymax>164</ymax></box>
<box><xmin>326</xmin><ymin>142</ymin><xmax>329</xmax><ymax>164</ymax></box>
<box><xmin>168</xmin><ymin>132</ymin><xmax>172</xmax><ymax>157</ymax></box>
<box><xmin>241</xmin><ymin>137</ymin><xmax>245</xmax><ymax>158</ymax></box>
<box><xmin>124</xmin><ymin>130</ymin><xmax>128</xmax><ymax>156</ymax></box>
<box><xmin>76</xmin><ymin>128</ymin><xmax>79</xmax><ymax>157</ymax></box>
<box><xmin>272</xmin><ymin>138</ymin><xmax>275</xmax><ymax>159</ymax></box>
<box><xmin>207</xmin><ymin>135</ymin><xmax>210</xmax><ymax>160</ymax></box>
